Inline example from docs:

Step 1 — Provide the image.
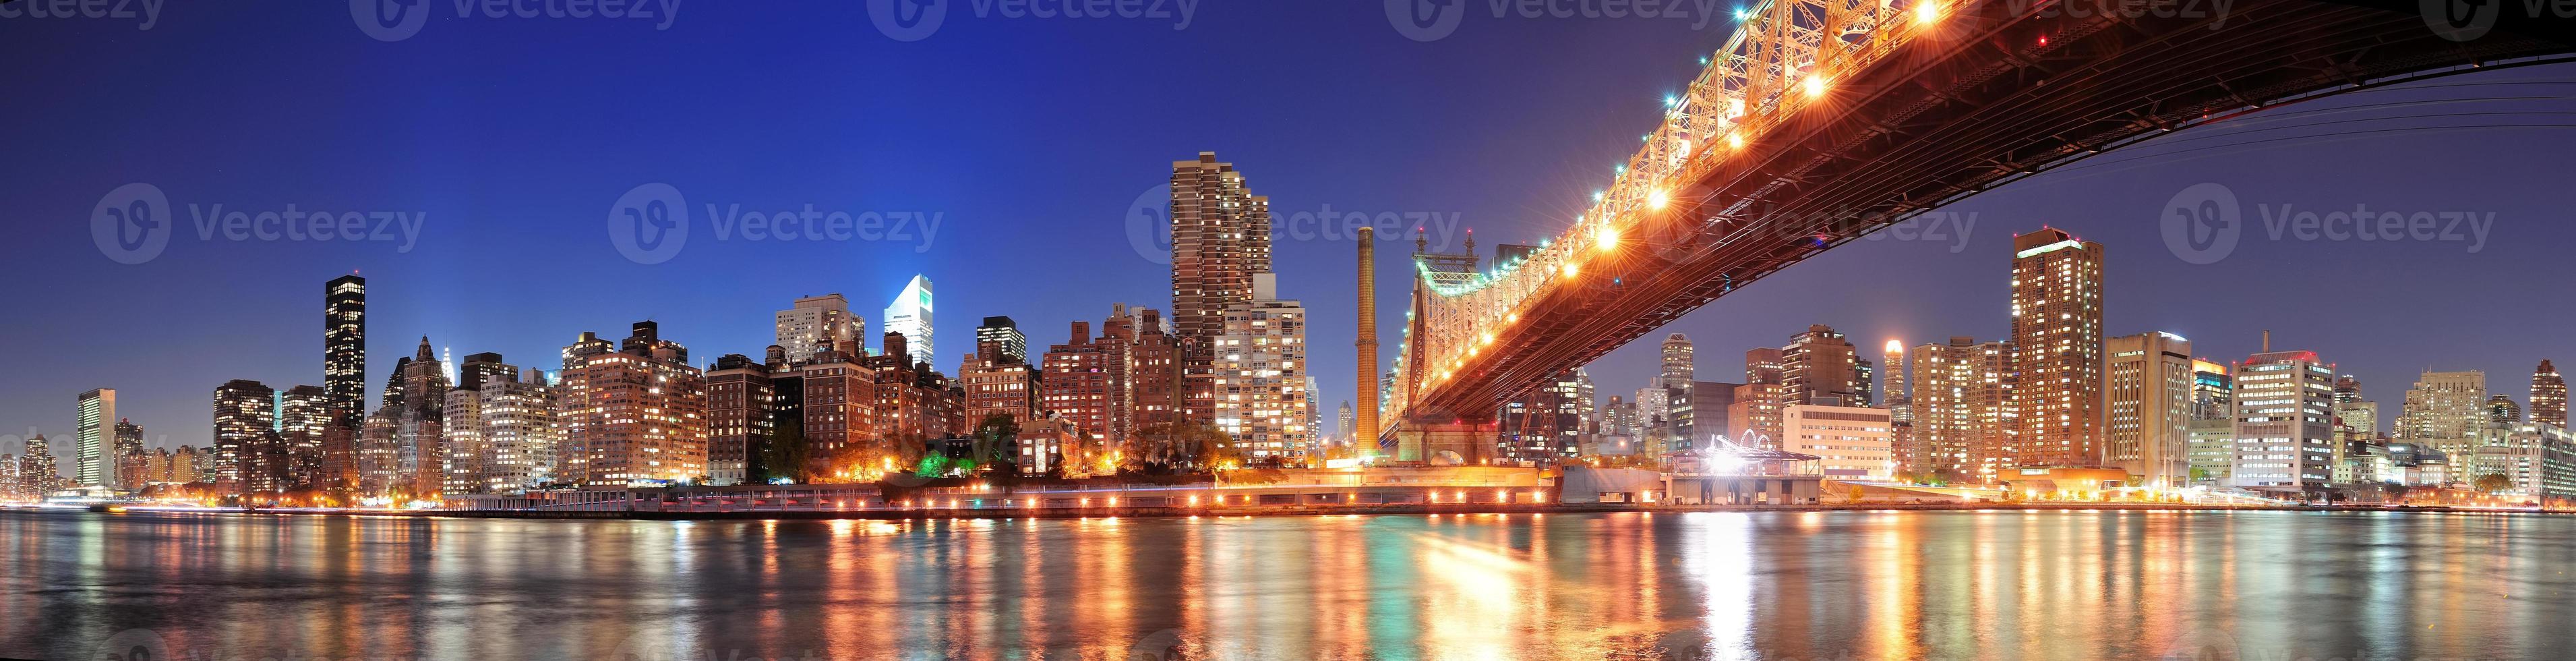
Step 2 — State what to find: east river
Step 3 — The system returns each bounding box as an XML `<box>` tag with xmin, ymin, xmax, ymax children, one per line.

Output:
<box><xmin>4</xmin><ymin>508</ymin><xmax>2573</xmax><ymax>660</ymax></box>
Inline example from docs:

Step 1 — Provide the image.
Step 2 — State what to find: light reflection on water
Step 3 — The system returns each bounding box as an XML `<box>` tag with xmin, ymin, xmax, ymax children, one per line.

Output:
<box><xmin>5</xmin><ymin>509</ymin><xmax>2575</xmax><ymax>660</ymax></box>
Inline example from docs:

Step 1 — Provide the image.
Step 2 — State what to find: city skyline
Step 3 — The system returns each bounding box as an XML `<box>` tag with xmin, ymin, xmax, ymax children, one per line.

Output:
<box><xmin>5</xmin><ymin>5</ymin><xmax>2570</xmax><ymax>458</ymax></box>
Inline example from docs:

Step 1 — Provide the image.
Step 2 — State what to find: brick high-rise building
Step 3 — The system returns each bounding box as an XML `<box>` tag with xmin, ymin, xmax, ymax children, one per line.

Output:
<box><xmin>1779</xmin><ymin>324</ymin><xmax>1871</xmax><ymax>407</ymax></box>
<box><xmin>554</xmin><ymin>322</ymin><xmax>707</xmax><ymax>488</ymax></box>
<box><xmin>706</xmin><ymin>354</ymin><xmax>775</xmax><ymax>486</ymax></box>
<box><xmin>1170</xmin><ymin>152</ymin><xmax>1271</xmax><ymax>426</ymax></box>
<box><xmin>2008</xmin><ymin>228</ymin><xmax>2105</xmax><ymax>469</ymax></box>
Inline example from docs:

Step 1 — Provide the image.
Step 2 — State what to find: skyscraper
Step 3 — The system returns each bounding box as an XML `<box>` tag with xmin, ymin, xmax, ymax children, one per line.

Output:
<box><xmin>477</xmin><ymin>368</ymin><xmax>558</xmax><ymax>492</ymax></box>
<box><xmin>775</xmin><ymin>293</ymin><xmax>864</xmax><ymax>366</ymax></box>
<box><xmin>210</xmin><ymin>380</ymin><xmax>274</xmax><ymax>494</ymax></box>
<box><xmin>76</xmin><ymin>389</ymin><xmax>115</xmax><ymax>489</ymax></box>
<box><xmin>278</xmin><ymin>385</ymin><xmax>330</xmax><ymax>489</ymax></box>
<box><xmin>884</xmin><ymin>275</ymin><xmax>934</xmax><ymax>367</ymax></box>
<box><xmin>1170</xmin><ymin>152</ymin><xmax>1272</xmax><ymax>426</ymax></box>
<box><xmin>325</xmin><ymin>275</ymin><xmax>367</xmax><ymax>430</ymax></box>
<box><xmin>2103</xmin><ymin>332</ymin><xmax>2194</xmax><ymax>487</ymax></box>
<box><xmin>1911</xmin><ymin>337</ymin><xmax>2012</xmax><ymax>482</ymax></box>
<box><xmin>2231</xmin><ymin>343</ymin><xmax>2338</xmax><ymax>493</ymax></box>
<box><xmin>2008</xmin><ymin>228</ymin><xmax>2105</xmax><ymax>469</ymax></box>
<box><xmin>2534</xmin><ymin>360</ymin><xmax>2566</xmax><ymax>428</ymax></box>
<box><xmin>1659</xmin><ymin>333</ymin><xmax>1695</xmax><ymax>390</ymax></box>
<box><xmin>112</xmin><ymin>420</ymin><xmax>144</xmax><ymax>492</ymax></box>
<box><xmin>974</xmin><ymin>316</ymin><xmax>1030</xmax><ymax>366</ymax></box>
<box><xmin>1210</xmin><ymin>273</ymin><xmax>1311</xmax><ymax>461</ymax></box>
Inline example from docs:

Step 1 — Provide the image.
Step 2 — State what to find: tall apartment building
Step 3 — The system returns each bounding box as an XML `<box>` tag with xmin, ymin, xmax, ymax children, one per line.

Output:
<box><xmin>277</xmin><ymin>385</ymin><xmax>330</xmax><ymax>490</ymax></box>
<box><xmin>2534</xmin><ymin>360</ymin><xmax>2566</xmax><ymax>428</ymax></box>
<box><xmin>1211</xmin><ymin>273</ymin><xmax>1311</xmax><ymax>460</ymax></box>
<box><xmin>868</xmin><ymin>333</ymin><xmax>968</xmax><ymax>449</ymax></box>
<box><xmin>706</xmin><ymin>355</ymin><xmax>775</xmax><ymax>486</ymax></box>
<box><xmin>112</xmin><ymin>420</ymin><xmax>145</xmax><ymax>492</ymax></box>
<box><xmin>325</xmin><ymin>275</ymin><xmax>367</xmax><ymax>430</ymax></box>
<box><xmin>1170</xmin><ymin>152</ymin><xmax>1272</xmax><ymax>426</ymax></box>
<box><xmin>2231</xmin><ymin>346</ymin><xmax>2339</xmax><ymax>492</ymax></box>
<box><xmin>76</xmin><ymin>389</ymin><xmax>115</xmax><ymax>488</ymax></box>
<box><xmin>477</xmin><ymin>368</ymin><xmax>558</xmax><ymax>492</ymax></box>
<box><xmin>2008</xmin><ymin>228</ymin><xmax>2105</xmax><ymax>469</ymax></box>
<box><xmin>775</xmin><ymin>293</ymin><xmax>864</xmax><ymax>366</ymax></box>
<box><xmin>1779</xmin><ymin>324</ymin><xmax>1872</xmax><ymax>407</ymax></box>
<box><xmin>884</xmin><ymin>275</ymin><xmax>935</xmax><ymax>367</ymax></box>
<box><xmin>1884</xmin><ymin>339</ymin><xmax>1920</xmax><ymax>473</ymax></box>
<box><xmin>2397</xmin><ymin>370</ymin><xmax>2489</xmax><ymax>461</ymax></box>
<box><xmin>555</xmin><ymin>322</ymin><xmax>708</xmax><ymax>488</ymax></box>
<box><xmin>2103</xmin><ymin>332</ymin><xmax>2194</xmax><ymax>487</ymax></box>
<box><xmin>1911</xmin><ymin>337</ymin><xmax>2012</xmax><ymax>482</ymax></box>
<box><xmin>1042</xmin><ymin>306</ymin><xmax>1182</xmax><ymax>461</ymax></box>
<box><xmin>211</xmin><ymin>380</ymin><xmax>274</xmax><ymax>494</ymax></box>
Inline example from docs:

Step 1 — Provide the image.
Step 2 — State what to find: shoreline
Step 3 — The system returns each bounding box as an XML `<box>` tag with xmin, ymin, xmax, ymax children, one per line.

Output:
<box><xmin>14</xmin><ymin>500</ymin><xmax>2566</xmax><ymax>521</ymax></box>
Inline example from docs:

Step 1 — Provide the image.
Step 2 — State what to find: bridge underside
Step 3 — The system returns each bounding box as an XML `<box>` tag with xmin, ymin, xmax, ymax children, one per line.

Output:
<box><xmin>1406</xmin><ymin>0</ymin><xmax>2574</xmax><ymax>420</ymax></box>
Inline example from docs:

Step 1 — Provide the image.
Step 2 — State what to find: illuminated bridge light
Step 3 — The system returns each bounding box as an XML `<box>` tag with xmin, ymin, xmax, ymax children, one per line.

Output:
<box><xmin>1596</xmin><ymin>225</ymin><xmax>1619</xmax><ymax>251</ymax></box>
<box><xmin>1649</xmin><ymin>188</ymin><xmax>1670</xmax><ymax>209</ymax></box>
<box><xmin>1803</xmin><ymin>76</ymin><xmax>1828</xmax><ymax>98</ymax></box>
<box><xmin>1915</xmin><ymin>1</ymin><xmax>1941</xmax><ymax>24</ymax></box>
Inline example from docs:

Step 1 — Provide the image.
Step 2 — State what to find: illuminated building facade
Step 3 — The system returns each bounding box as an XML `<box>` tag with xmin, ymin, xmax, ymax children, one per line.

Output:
<box><xmin>2103</xmin><ymin>332</ymin><xmax>2194</xmax><ymax>487</ymax></box>
<box><xmin>2397</xmin><ymin>370</ymin><xmax>2489</xmax><ymax>462</ymax></box>
<box><xmin>2008</xmin><ymin>228</ymin><xmax>2105</xmax><ymax>469</ymax></box>
<box><xmin>1911</xmin><ymin>337</ymin><xmax>2012</xmax><ymax>483</ymax></box>
<box><xmin>554</xmin><ymin>322</ymin><xmax>708</xmax><ymax>488</ymax></box>
<box><xmin>77</xmin><ymin>389</ymin><xmax>114</xmax><ymax>488</ymax></box>
<box><xmin>2231</xmin><ymin>346</ymin><xmax>2338</xmax><ymax>492</ymax></box>
<box><xmin>2536</xmin><ymin>360</ymin><xmax>2567</xmax><ymax>428</ymax></box>
<box><xmin>705</xmin><ymin>354</ymin><xmax>774</xmax><ymax>486</ymax></box>
<box><xmin>775</xmin><ymin>293</ymin><xmax>863</xmax><ymax>366</ymax></box>
<box><xmin>1211</xmin><ymin>274</ymin><xmax>1311</xmax><ymax>460</ymax></box>
<box><xmin>325</xmin><ymin>275</ymin><xmax>366</xmax><ymax>430</ymax></box>
<box><xmin>1781</xmin><ymin>404</ymin><xmax>1894</xmax><ymax>481</ymax></box>
<box><xmin>1170</xmin><ymin>152</ymin><xmax>1271</xmax><ymax>426</ymax></box>
<box><xmin>883</xmin><ymin>275</ymin><xmax>934</xmax><ymax>367</ymax></box>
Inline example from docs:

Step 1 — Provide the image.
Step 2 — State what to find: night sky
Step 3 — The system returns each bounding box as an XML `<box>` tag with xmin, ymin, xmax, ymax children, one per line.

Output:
<box><xmin>3</xmin><ymin>2</ymin><xmax>2569</xmax><ymax>460</ymax></box>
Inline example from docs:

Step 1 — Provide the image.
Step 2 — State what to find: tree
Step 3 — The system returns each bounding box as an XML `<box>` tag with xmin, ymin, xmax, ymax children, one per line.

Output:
<box><xmin>760</xmin><ymin>418</ymin><xmax>812</xmax><ymax>484</ymax></box>
<box><xmin>974</xmin><ymin>413</ymin><xmax>1021</xmax><ymax>478</ymax></box>
<box><xmin>1125</xmin><ymin>422</ymin><xmax>1237</xmax><ymax>473</ymax></box>
<box><xmin>2475</xmin><ymin>473</ymin><xmax>2513</xmax><ymax>494</ymax></box>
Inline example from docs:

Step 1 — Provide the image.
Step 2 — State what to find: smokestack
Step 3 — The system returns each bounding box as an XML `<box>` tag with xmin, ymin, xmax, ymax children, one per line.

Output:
<box><xmin>1356</xmin><ymin>227</ymin><xmax>1380</xmax><ymax>447</ymax></box>
<box><xmin>2261</xmin><ymin>329</ymin><xmax>2271</xmax><ymax>353</ymax></box>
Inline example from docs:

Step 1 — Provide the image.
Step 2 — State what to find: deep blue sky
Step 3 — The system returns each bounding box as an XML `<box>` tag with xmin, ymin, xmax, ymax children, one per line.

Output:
<box><xmin>3</xmin><ymin>2</ymin><xmax>2569</xmax><ymax>457</ymax></box>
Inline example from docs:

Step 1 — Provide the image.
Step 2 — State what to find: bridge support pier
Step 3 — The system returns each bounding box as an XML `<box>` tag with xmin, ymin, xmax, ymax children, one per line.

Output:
<box><xmin>1392</xmin><ymin>419</ymin><xmax>1494</xmax><ymax>465</ymax></box>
